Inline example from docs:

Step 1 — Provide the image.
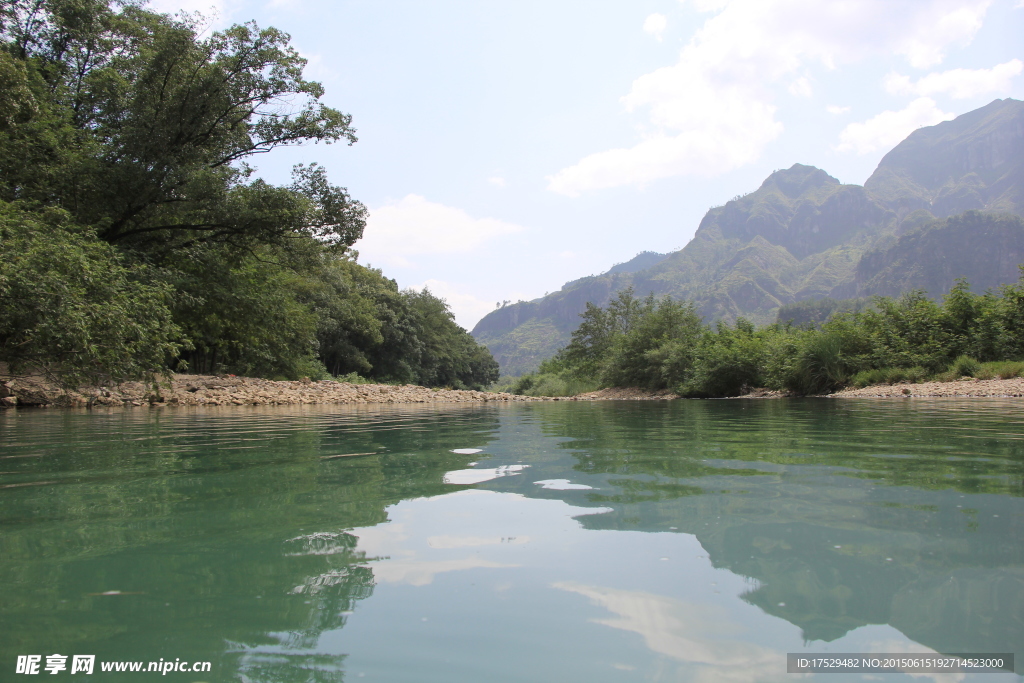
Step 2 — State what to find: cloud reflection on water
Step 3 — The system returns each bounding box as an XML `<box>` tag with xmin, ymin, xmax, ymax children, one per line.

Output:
<box><xmin>554</xmin><ymin>581</ymin><xmax>788</xmax><ymax>683</ymax></box>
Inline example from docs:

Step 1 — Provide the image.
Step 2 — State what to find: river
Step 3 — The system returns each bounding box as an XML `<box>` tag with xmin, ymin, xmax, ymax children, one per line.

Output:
<box><xmin>1</xmin><ymin>400</ymin><xmax>1021</xmax><ymax>681</ymax></box>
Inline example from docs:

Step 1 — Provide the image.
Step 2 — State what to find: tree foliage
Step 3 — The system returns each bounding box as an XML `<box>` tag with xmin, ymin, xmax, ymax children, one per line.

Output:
<box><xmin>0</xmin><ymin>0</ymin><xmax>498</xmax><ymax>388</ymax></box>
<box><xmin>0</xmin><ymin>201</ymin><xmax>180</xmax><ymax>386</ymax></box>
<box><xmin>1</xmin><ymin>1</ymin><xmax>366</xmax><ymax>255</ymax></box>
<box><xmin>515</xmin><ymin>270</ymin><xmax>1024</xmax><ymax>398</ymax></box>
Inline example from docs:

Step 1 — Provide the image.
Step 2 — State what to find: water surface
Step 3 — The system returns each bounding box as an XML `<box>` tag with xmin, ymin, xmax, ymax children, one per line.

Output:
<box><xmin>1</xmin><ymin>400</ymin><xmax>1022</xmax><ymax>681</ymax></box>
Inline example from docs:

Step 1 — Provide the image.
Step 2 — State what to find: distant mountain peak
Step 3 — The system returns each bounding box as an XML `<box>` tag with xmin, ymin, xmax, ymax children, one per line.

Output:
<box><xmin>865</xmin><ymin>97</ymin><xmax>1023</xmax><ymax>219</ymax></box>
<box><xmin>604</xmin><ymin>251</ymin><xmax>669</xmax><ymax>276</ymax></box>
<box><xmin>473</xmin><ymin>100</ymin><xmax>1024</xmax><ymax>376</ymax></box>
<box><xmin>758</xmin><ymin>164</ymin><xmax>840</xmax><ymax>199</ymax></box>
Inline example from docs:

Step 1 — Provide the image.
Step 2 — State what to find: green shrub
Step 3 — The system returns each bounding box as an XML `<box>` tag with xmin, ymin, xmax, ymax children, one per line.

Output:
<box><xmin>976</xmin><ymin>360</ymin><xmax>1024</xmax><ymax>380</ymax></box>
<box><xmin>511</xmin><ymin>373</ymin><xmax>600</xmax><ymax>397</ymax></box>
<box><xmin>787</xmin><ymin>331</ymin><xmax>850</xmax><ymax>394</ymax></box>
<box><xmin>948</xmin><ymin>355</ymin><xmax>981</xmax><ymax>378</ymax></box>
<box><xmin>488</xmin><ymin>375</ymin><xmax>520</xmax><ymax>393</ymax></box>
<box><xmin>851</xmin><ymin>368</ymin><xmax>889</xmax><ymax>388</ymax></box>
<box><xmin>335</xmin><ymin>371</ymin><xmax>376</xmax><ymax>385</ymax></box>
<box><xmin>0</xmin><ymin>204</ymin><xmax>182</xmax><ymax>387</ymax></box>
<box><xmin>760</xmin><ymin>327</ymin><xmax>801</xmax><ymax>391</ymax></box>
<box><xmin>851</xmin><ymin>366</ymin><xmax>931</xmax><ymax>387</ymax></box>
<box><xmin>886</xmin><ymin>366</ymin><xmax>929</xmax><ymax>383</ymax></box>
<box><xmin>511</xmin><ymin>374</ymin><xmax>536</xmax><ymax>395</ymax></box>
<box><xmin>561</xmin><ymin>377</ymin><xmax>601</xmax><ymax>396</ymax></box>
<box><xmin>679</xmin><ymin>320</ymin><xmax>765</xmax><ymax>397</ymax></box>
<box><xmin>527</xmin><ymin>374</ymin><xmax>568</xmax><ymax>396</ymax></box>
<box><xmin>603</xmin><ymin>298</ymin><xmax>703</xmax><ymax>389</ymax></box>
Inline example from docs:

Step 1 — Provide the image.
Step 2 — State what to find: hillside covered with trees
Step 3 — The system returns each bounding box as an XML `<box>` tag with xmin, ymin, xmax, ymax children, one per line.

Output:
<box><xmin>475</xmin><ymin>99</ymin><xmax>1024</xmax><ymax>376</ymax></box>
<box><xmin>507</xmin><ymin>273</ymin><xmax>1024</xmax><ymax>398</ymax></box>
<box><xmin>0</xmin><ymin>0</ymin><xmax>498</xmax><ymax>390</ymax></box>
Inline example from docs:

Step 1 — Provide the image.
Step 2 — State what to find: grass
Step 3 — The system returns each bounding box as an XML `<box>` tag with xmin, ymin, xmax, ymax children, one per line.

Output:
<box><xmin>976</xmin><ymin>360</ymin><xmax>1024</xmax><ymax>380</ymax></box>
<box><xmin>851</xmin><ymin>358</ymin><xmax>1024</xmax><ymax>388</ymax></box>
<box><xmin>850</xmin><ymin>366</ymin><xmax>929</xmax><ymax>388</ymax></box>
<box><xmin>492</xmin><ymin>372</ymin><xmax>601</xmax><ymax>397</ymax></box>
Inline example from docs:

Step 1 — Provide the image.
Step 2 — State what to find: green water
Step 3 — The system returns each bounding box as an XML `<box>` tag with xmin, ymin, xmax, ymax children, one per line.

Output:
<box><xmin>1</xmin><ymin>400</ymin><xmax>1022</xmax><ymax>682</ymax></box>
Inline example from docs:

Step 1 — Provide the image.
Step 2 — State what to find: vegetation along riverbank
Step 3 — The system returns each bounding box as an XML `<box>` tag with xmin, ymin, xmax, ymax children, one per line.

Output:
<box><xmin>0</xmin><ymin>1</ymin><xmax>498</xmax><ymax>393</ymax></box>
<box><xmin>2</xmin><ymin>2</ymin><xmax>1021</xmax><ymax>403</ymax></box>
<box><xmin>505</xmin><ymin>272</ymin><xmax>1024</xmax><ymax>399</ymax></box>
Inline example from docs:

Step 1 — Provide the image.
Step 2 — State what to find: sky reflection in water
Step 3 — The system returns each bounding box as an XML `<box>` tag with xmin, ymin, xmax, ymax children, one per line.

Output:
<box><xmin>0</xmin><ymin>400</ymin><xmax>1021</xmax><ymax>682</ymax></box>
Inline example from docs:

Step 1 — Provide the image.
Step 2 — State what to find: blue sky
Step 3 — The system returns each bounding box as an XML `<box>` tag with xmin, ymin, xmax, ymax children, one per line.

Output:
<box><xmin>151</xmin><ymin>0</ymin><xmax>1024</xmax><ymax>329</ymax></box>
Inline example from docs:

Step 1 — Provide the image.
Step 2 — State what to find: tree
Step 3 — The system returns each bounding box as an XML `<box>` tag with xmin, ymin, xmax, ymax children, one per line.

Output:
<box><xmin>0</xmin><ymin>1</ymin><xmax>502</xmax><ymax>387</ymax></box>
<box><xmin>0</xmin><ymin>201</ymin><xmax>181</xmax><ymax>386</ymax></box>
<box><xmin>402</xmin><ymin>288</ymin><xmax>498</xmax><ymax>389</ymax></box>
<box><xmin>559</xmin><ymin>287</ymin><xmax>646</xmax><ymax>378</ymax></box>
<box><xmin>1</xmin><ymin>1</ymin><xmax>366</xmax><ymax>259</ymax></box>
<box><xmin>604</xmin><ymin>297</ymin><xmax>703</xmax><ymax>389</ymax></box>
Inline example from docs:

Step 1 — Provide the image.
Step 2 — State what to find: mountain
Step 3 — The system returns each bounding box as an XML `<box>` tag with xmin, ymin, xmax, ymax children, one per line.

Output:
<box><xmin>856</xmin><ymin>211</ymin><xmax>1024</xmax><ymax>298</ymax></box>
<box><xmin>473</xmin><ymin>99</ymin><xmax>1024</xmax><ymax>375</ymax></box>
<box><xmin>864</xmin><ymin>98</ymin><xmax>1024</xmax><ymax>219</ymax></box>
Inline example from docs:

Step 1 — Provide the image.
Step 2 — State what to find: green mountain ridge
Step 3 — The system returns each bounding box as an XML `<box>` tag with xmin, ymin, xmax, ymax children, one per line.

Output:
<box><xmin>474</xmin><ymin>98</ymin><xmax>1024</xmax><ymax>376</ymax></box>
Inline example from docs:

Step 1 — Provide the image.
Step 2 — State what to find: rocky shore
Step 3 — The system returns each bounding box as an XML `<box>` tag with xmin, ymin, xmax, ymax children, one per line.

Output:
<box><xmin>0</xmin><ymin>373</ymin><xmax>550</xmax><ymax>408</ymax></box>
<box><xmin>568</xmin><ymin>380</ymin><xmax>1024</xmax><ymax>400</ymax></box>
<box><xmin>4</xmin><ymin>373</ymin><xmax>1023</xmax><ymax>408</ymax></box>
<box><xmin>572</xmin><ymin>387</ymin><xmax>680</xmax><ymax>400</ymax></box>
<box><xmin>829</xmin><ymin>376</ymin><xmax>1024</xmax><ymax>398</ymax></box>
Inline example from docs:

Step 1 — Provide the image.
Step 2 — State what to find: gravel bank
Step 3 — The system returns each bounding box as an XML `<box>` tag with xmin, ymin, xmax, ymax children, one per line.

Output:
<box><xmin>830</xmin><ymin>377</ymin><xmax>1024</xmax><ymax>398</ymax></box>
<box><xmin>6</xmin><ymin>374</ymin><xmax>1023</xmax><ymax>408</ymax></box>
<box><xmin>0</xmin><ymin>373</ymin><xmax>550</xmax><ymax>408</ymax></box>
<box><xmin>573</xmin><ymin>387</ymin><xmax>680</xmax><ymax>400</ymax></box>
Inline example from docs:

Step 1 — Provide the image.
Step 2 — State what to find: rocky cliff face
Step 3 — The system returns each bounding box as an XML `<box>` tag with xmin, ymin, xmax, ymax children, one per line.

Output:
<box><xmin>865</xmin><ymin>98</ymin><xmax>1024</xmax><ymax>220</ymax></box>
<box><xmin>713</xmin><ymin>165</ymin><xmax>892</xmax><ymax>258</ymax></box>
<box><xmin>856</xmin><ymin>211</ymin><xmax>1024</xmax><ymax>298</ymax></box>
<box><xmin>474</xmin><ymin>99</ymin><xmax>1024</xmax><ymax>375</ymax></box>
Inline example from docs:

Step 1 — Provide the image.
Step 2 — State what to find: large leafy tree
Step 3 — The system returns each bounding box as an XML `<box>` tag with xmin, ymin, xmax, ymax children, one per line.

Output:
<box><xmin>0</xmin><ymin>0</ymin><xmax>366</xmax><ymax>258</ymax></box>
<box><xmin>0</xmin><ymin>0</ymin><xmax>501</xmax><ymax>388</ymax></box>
<box><xmin>0</xmin><ymin>202</ymin><xmax>181</xmax><ymax>386</ymax></box>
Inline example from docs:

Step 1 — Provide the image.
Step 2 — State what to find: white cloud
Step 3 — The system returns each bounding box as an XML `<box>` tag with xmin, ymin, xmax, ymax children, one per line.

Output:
<box><xmin>788</xmin><ymin>76</ymin><xmax>813</xmax><ymax>97</ymax></box>
<box><xmin>356</xmin><ymin>194</ymin><xmax>524</xmax><ymax>267</ymax></box>
<box><xmin>826</xmin><ymin>104</ymin><xmax>851</xmax><ymax>115</ymax></box>
<box><xmin>412</xmin><ymin>279</ymin><xmax>505</xmax><ymax>330</ymax></box>
<box><xmin>836</xmin><ymin>97</ymin><xmax>954</xmax><ymax>154</ymax></box>
<box><xmin>554</xmin><ymin>582</ymin><xmax>783</xmax><ymax>683</ymax></box>
<box><xmin>487</xmin><ymin>176</ymin><xmax>507</xmax><ymax>187</ymax></box>
<box><xmin>643</xmin><ymin>13</ymin><xmax>668</xmax><ymax>41</ymax></box>
<box><xmin>896</xmin><ymin>2</ymin><xmax>990</xmax><ymax>68</ymax></box>
<box><xmin>427</xmin><ymin>535</ymin><xmax>529</xmax><ymax>549</ymax></box>
<box><xmin>351</xmin><ymin>521</ymin><xmax>515</xmax><ymax>587</ymax></box>
<box><xmin>372</xmin><ymin>557</ymin><xmax>514</xmax><ymax>586</ymax></box>
<box><xmin>548</xmin><ymin>0</ymin><xmax>991</xmax><ymax>196</ymax></box>
<box><xmin>349</xmin><ymin>490</ymin><xmax>608</xmax><ymax>588</ymax></box>
<box><xmin>547</xmin><ymin>117</ymin><xmax>781</xmax><ymax>197</ymax></box>
<box><xmin>884</xmin><ymin>59</ymin><xmax>1023</xmax><ymax>99</ymax></box>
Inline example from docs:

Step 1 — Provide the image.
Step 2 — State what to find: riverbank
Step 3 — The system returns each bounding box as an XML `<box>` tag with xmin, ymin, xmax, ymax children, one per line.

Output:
<box><xmin>829</xmin><ymin>376</ymin><xmax>1024</xmax><ymax>398</ymax></box>
<box><xmin>0</xmin><ymin>373</ymin><xmax>549</xmax><ymax>408</ymax></box>
<box><xmin>4</xmin><ymin>373</ymin><xmax>1024</xmax><ymax>408</ymax></box>
<box><xmin>560</xmin><ymin>379</ymin><xmax>1024</xmax><ymax>400</ymax></box>
<box><xmin>572</xmin><ymin>387</ymin><xmax>680</xmax><ymax>400</ymax></box>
